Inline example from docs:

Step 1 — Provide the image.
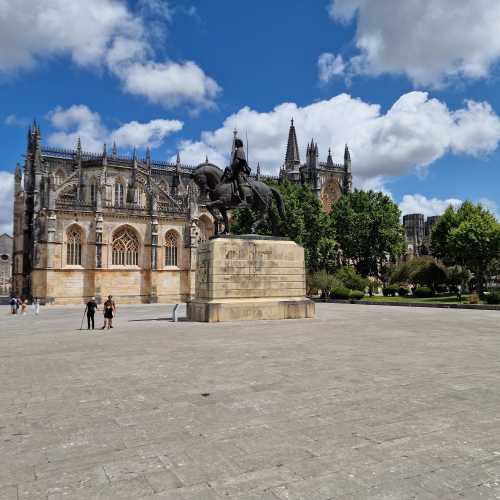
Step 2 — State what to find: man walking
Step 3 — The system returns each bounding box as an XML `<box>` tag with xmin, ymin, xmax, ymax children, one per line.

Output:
<box><xmin>85</xmin><ymin>296</ymin><xmax>98</xmax><ymax>330</ymax></box>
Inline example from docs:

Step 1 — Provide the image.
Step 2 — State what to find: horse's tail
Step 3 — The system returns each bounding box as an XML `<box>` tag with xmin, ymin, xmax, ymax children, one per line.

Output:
<box><xmin>270</xmin><ymin>187</ymin><xmax>286</xmax><ymax>221</ymax></box>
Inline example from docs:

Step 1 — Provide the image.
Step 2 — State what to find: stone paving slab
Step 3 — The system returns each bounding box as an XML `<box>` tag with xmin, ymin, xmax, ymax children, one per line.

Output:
<box><xmin>0</xmin><ymin>303</ymin><xmax>500</xmax><ymax>499</ymax></box>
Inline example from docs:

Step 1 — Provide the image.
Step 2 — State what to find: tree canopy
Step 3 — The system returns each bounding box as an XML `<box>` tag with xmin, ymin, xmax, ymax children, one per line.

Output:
<box><xmin>231</xmin><ymin>179</ymin><xmax>336</xmax><ymax>272</ymax></box>
<box><xmin>329</xmin><ymin>189</ymin><xmax>406</xmax><ymax>277</ymax></box>
<box><xmin>431</xmin><ymin>201</ymin><xmax>500</xmax><ymax>291</ymax></box>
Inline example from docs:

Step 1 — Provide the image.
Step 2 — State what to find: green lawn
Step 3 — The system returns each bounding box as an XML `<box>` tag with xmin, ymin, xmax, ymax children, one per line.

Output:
<box><xmin>365</xmin><ymin>294</ymin><xmax>480</xmax><ymax>304</ymax></box>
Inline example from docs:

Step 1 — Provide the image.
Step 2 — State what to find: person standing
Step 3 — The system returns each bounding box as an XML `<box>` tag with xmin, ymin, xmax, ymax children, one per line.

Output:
<box><xmin>10</xmin><ymin>296</ymin><xmax>17</xmax><ymax>315</ymax></box>
<box><xmin>21</xmin><ymin>299</ymin><xmax>27</xmax><ymax>315</ymax></box>
<box><xmin>34</xmin><ymin>298</ymin><xmax>40</xmax><ymax>315</ymax></box>
<box><xmin>102</xmin><ymin>295</ymin><xmax>116</xmax><ymax>330</ymax></box>
<box><xmin>86</xmin><ymin>297</ymin><xmax>98</xmax><ymax>330</ymax></box>
<box><xmin>15</xmin><ymin>297</ymin><xmax>21</xmax><ymax>314</ymax></box>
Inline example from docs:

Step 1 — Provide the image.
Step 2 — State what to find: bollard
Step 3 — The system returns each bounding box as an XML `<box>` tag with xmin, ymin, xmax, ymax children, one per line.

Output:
<box><xmin>172</xmin><ymin>303</ymin><xmax>180</xmax><ymax>322</ymax></box>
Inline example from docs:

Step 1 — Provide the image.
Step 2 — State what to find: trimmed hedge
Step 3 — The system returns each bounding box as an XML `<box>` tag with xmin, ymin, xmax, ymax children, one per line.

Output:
<box><xmin>329</xmin><ymin>286</ymin><xmax>352</xmax><ymax>300</ymax></box>
<box><xmin>413</xmin><ymin>287</ymin><xmax>433</xmax><ymax>298</ymax></box>
<box><xmin>398</xmin><ymin>286</ymin><xmax>409</xmax><ymax>297</ymax></box>
<box><xmin>350</xmin><ymin>290</ymin><xmax>365</xmax><ymax>300</ymax></box>
<box><xmin>485</xmin><ymin>292</ymin><xmax>500</xmax><ymax>305</ymax></box>
<box><xmin>382</xmin><ymin>285</ymin><xmax>398</xmax><ymax>297</ymax></box>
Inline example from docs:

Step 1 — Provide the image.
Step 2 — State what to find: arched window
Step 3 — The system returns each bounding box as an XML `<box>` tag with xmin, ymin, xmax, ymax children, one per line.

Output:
<box><xmin>67</xmin><ymin>228</ymin><xmax>82</xmax><ymax>265</ymax></box>
<box><xmin>165</xmin><ymin>231</ymin><xmax>178</xmax><ymax>266</ymax></box>
<box><xmin>112</xmin><ymin>227</ymin><xmax>139</xmax><ymax>266</ymax></box>
<box><xmin>115</xmin><ymin>182</ymin><xmax>124</xmax><ymax>207</ymax></box>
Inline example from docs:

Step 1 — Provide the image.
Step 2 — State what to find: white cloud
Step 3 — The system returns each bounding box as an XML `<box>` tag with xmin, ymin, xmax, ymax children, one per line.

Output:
<box><xmin>0</xmin><ymin>0</ymin><xmax>221</xmax><ymax>109</ymax></box>
<box><xmin>121</xmin><ymin>61</ymin><xmax>221</xmax><ymax>109</ymax></box>
<box><xmin>0</xmin><ymin>171</ymin><xmax>14</xmax><ymax>235</ymax></box>
<box><xmin>328</xmin><ymin>0</ymin><xmax>500</xmax><ymax>87</ymax></box>
<box><xmin>399</xmin><ymin>194</ymin><xmax>462</xmax><ymax>217</ymax></box>
<box><xmin>318</xmin><ymin>53</ymin><xmax>346</xmax><ymax>83</ymax></box>
<box><xmin>176</xmin><ymin>92</ymin><xmax>500</xmax><ymax>181</ymax></box>
<box><xmin>4</xmin><ymin>114</ymin><xmax>28</xmax><ymax>127</ymax></box>
<box><xmin>47</xmin><ymin>105</ymin><xmax>183</xmax><ymax>151</ymax></box>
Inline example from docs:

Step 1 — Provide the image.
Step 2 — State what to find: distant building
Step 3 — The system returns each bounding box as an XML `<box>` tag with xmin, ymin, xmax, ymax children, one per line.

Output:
<box><xmin>0</xmin><ymin>233</ymin><xmax>13</xmax><ymax>296</ymax></box>
<box><xmin>403</xmin><ymin>213</ymin><xmax>441</xmax><ymax>258</ymax></box>
<box><xmin>280</xmin><ymin>119</ymin><xmax>352</xmax><ymax>211</ymax></box>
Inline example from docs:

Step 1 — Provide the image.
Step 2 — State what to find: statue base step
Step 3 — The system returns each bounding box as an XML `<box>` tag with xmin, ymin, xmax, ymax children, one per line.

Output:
<box><xmin>187</xmin><ymin>236</ymin><xmax>315</xmax><ymax>322</ymax></box>
<box><xmin>187</xmin><ymin>297</ymin><xmax>315</xmax><ymax>323</ymax></box>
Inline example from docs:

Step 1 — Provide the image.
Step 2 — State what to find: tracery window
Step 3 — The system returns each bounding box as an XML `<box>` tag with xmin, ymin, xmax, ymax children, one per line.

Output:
<box><xmin>66</xmin><ymin>228</ymin><xmax>82</xmax><ymax>265</ymax></box>
<box><xmin>112</xmin><ymin>228</ymin><xmax>139</xmax><ymax>266</ymax></box>
<box><xmin>114</xmin><ymin>182</ymin><xmax>124</xmax><ymax>207</ymax></box>
<box><xmin>165</xmin><ymin>231</ymin><xmax>178</xmax><ymax>266</ymax></box>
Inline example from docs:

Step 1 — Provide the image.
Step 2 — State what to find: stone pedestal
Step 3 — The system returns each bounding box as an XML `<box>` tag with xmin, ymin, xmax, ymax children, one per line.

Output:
<box><xmin>187</xmin><ymin>235</ymin><xmax>315</xmax><ymax>322</ymax></box>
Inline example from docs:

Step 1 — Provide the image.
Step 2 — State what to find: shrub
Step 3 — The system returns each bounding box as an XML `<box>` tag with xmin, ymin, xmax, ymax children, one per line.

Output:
<box><xmin>329</xmin><ymin>286</ymin><xmax>352</xmax><ymax>300</ymax></box>
<box><xmin>350</xmin><ymin>290</ymin><xmax>365</xmax><ymax>300</ymax></box>
<box><xmin>485</xmin><ymin>292</ymin><xmax>500</xmax><ymax>305</ymax></box>
<box><xmin>435</xmin><ymin>284</ymin><xmax>449</xmax><ymax>294</ymax></box>
<box><xmin>382</xmin><ymin>285</ymin><xmax>398</xmax><ymax>297</ymax></box>
<box><xmin>398</xmin><ymin>286</ymin><xmax>409</xmax><ymax>297</ymax></box>
<box><xmin>413</xmin><ymin>287</ymin><xmax>433</xmax><ymax>298</ymax></box>
<box><xmin>307</xmin><ymin>270</ymin><xmax>341</xmax><ymax>295</ymax></box>
<box><xmin>334</xmin><ymin>267</ymin><xmax>368</xmax><ymax>292</ymax></box>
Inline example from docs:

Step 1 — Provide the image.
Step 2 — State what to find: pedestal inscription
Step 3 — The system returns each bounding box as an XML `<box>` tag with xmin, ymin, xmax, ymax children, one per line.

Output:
<box><xmin>187</xmin><ymin>236</ymin><xmax>315</xmax><ymax>322</ymax></box>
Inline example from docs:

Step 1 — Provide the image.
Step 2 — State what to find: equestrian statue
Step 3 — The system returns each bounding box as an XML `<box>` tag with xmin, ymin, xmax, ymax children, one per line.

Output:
<box><xmin>191</xmin><ymin>137</ymin><xmax>286</xmax><ymax>235</ymax></box>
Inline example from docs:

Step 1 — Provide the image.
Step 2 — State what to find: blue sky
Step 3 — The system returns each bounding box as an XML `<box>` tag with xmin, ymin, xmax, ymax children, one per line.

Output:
<box><xmin>2</xmin><ymin>0</ymin><xmax>500</xmax><ymax>233</ymax></box>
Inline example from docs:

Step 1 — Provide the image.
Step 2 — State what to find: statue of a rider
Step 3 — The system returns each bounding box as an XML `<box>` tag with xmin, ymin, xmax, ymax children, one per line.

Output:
<box><xmin>222</xmin><ymin>138</ymin><xmax>251</xmax><ymax>203</ymax></box>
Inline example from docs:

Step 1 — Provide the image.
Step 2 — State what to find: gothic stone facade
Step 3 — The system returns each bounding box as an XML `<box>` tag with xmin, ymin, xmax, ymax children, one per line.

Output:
<box><xmin>0</xmin><ymin>233</ymin><xmax>13</xmax><ymax>296</ymax></box>
<box><xmin>12</xmin><ymin>124</ymin><xmax>215</xmax><ymax>304</ymax></box>
<box><xmin>279</xmin><ymin>120</ymin><xmax>352</xmax><ymax>211</ymax></box>
<box><xmin>13</xmin><ymin>121</ymin><xmax>354</xmax><ymax>304</ymax></box>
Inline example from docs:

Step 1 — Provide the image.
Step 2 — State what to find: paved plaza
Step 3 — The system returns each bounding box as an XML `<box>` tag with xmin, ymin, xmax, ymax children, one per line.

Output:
<box><xmin>0</xmin><ymin>303</ymin><xmax>499</xmax><ymax>499</ymax></box>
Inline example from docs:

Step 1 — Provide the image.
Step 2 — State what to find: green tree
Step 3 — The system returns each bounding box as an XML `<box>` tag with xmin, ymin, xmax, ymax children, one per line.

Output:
<box><xmin>231</xmin><ymin>179</ymin><xmax>336</xmax><ymax>272</ymax></box>
<box><xmin>330</xmin><ymin>190</ymin><xmax>406</xmax><ymax>277</ymax></box>
<box><xmin>390</xmin><ymin>257</ymin><xmax>448</xmax><ymax>290</ymax></box>
<box><xmin>432</xmin><ymin>201</ymin><xmax>500</xmax><ymax>292</ymax></box>
<box><xmin>334</xmin><ymin>266</ymin><xmax>368</xmax><ymax>291</ymax></box>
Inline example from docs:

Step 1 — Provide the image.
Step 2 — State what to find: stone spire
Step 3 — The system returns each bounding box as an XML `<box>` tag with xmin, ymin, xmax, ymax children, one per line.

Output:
<box><xmin>256</xmin><ymin>162</ymin><xmax>261</xmax><ymax>180</ymax></box>
<box><xmin>284</xmin><ymin>118</ymin><xmax>300</xmax><ymax>170</ymax></box>
<box><xmin>112</xmin><ymin>141</ymin><xmax>117</xmax><ymax>159</ymax></box>
<box><xmin>231</xmin><ymin>128</ymin><xmax>238</xmax><ymax>160</ymax></box>
<box><xmin>344</xmin><ymin>144</ymin><xmax>351</xmax><ymax>172</ymax></box>
<box><xmin>326</xmin><ymin>148</ymin><xmax>334</xmax><ymax>167</ymax></box>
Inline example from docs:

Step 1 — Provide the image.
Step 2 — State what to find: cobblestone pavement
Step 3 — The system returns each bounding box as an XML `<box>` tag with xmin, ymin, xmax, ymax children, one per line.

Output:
<box><xmin>1</xmin><ymin>303</ymin><xmax>499</xmax><ymax>499</ymax></box>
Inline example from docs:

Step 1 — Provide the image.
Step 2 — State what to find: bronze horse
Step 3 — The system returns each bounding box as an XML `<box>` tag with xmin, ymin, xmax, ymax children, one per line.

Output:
<box><xmin>191</xmin><ymin>163</ymin><xmax>286</xmax><ymax>235</ymax></box>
